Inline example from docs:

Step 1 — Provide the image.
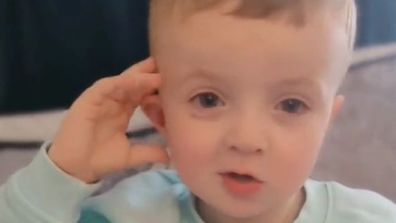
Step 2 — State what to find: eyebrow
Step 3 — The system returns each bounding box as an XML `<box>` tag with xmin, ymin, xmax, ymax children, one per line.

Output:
<box><xmin>273</xmin><ymin>77</ymin><xmax>321</xmax><ymax>88</ymax></box>
<box><xmin>270</xmin><ymin>77</ymin><xmax>324</xmax><ymax>98</ymax></box>
<box><xmin>179</xmin><ymin>69</ymin><xmax>223</xmax><ymax>86</ymax></box>
<box><xmin>179</xmin><ymin>69</ymin><xmax>325</xmax><ymax>98</ymax></box>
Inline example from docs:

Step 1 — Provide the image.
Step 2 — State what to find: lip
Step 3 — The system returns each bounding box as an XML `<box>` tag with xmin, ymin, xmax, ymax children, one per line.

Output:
<box><xmin>219</xmin><ymin>172</ymin><xmax>264</xmax><ymax>197</ymax></box>
<box><xmin>219</xmin><ymin>170</ymin><xmax>264</xmax><ymax>182</ymax></box>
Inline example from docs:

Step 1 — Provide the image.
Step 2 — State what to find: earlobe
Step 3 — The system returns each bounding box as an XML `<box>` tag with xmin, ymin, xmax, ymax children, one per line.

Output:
<box><xmin>330</xmin><ymin>95</ymin><xmax>345</xmax><ymax>122</ymax></box>
<box><xmin>141</xmin><ymin>95</ymin><xmax>166</xmax><ymax>136</ymax></box>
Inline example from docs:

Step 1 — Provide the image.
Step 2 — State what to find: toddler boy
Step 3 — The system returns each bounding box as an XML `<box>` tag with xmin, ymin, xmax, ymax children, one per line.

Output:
<box><xmin>1</xmin><ymin>0</ymin><xmax>396</xmax><ymax>222</ymax></box>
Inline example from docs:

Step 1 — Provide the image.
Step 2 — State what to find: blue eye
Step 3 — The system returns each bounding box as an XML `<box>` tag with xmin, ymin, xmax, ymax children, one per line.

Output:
<box><xmin>192</xmin><ymin>92</ymin><xmax>224</xmax><ymax>108</ymax></box>
<box><xmin>279</xmin><ymin>99</ymin><xmax>307</xmax><ymax>114</ymax></box>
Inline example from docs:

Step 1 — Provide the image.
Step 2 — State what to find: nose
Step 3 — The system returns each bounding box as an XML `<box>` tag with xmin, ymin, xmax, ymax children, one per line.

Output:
<box><xmin>223</xmin><ymin>110</ymin><xmax>269</xmax><ymax>155</ymax></box>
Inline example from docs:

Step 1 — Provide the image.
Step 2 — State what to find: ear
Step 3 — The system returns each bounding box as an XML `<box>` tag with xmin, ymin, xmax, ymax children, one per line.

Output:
<box><xmin>141</xmin><ymin>94</ymin><xmax>166</xmax><ymax>136</ymax></box>
<box><xmin>330</xmin><ymin>94</ymin><xmax>345</xmax><ymax>122</ymax></box>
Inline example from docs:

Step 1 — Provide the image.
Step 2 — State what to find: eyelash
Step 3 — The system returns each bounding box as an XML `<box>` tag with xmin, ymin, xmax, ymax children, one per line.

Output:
<box><xmin>276</xmin><ymin>98</ymin><xmax>309</xmax><ymax>114</ymax></box>
<box><xmin>189</xmin><ymin>92</ymin><xmax>309</xmax><ymax>114</ymax></box>
<box><xmin>190</xmin><ymin>92</ymin><xmax>225</xmax><ymax>109</ymax></box>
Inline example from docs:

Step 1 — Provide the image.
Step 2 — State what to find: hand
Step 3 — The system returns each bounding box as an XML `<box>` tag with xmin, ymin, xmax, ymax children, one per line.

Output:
<box><xmin>48</xmin><ymin>58</ymin><xmax>169</xmax><ymax>183</ymax></box>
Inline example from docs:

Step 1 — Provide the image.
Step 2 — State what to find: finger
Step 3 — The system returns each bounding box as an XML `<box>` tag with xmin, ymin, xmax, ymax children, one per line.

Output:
<box><xmin>78</xmin><ymin>76</ymin><xmax>126</xmax><ymax>107</ymax></box>
<box><xmin>122</xmin><ymin>57</ymin><xmax>157</xmax><ymax>75</ymax></box>
<box><xmin>81</xmin><ymin>72</ymin><xmax>160</xmax><ymax>109</ymax></box>
<box><xmin>118</xmin><ymin>72</ymin><xmax>161</xmax><ymax>104</ymax></box>
<box><xmin>83</xmin><ymin>56</ymin><xmax>156</xmax><ymax>98</ymax></box>
<box><xmin>74</xmin><ymin>59</ymin><xmax>161</xmax><ymax>114</ymax></box>
<box><xmin>127</xmin><ymin>145</ymin><xmax>170</xmax><ymax>168</ymax></box>
<box><xmin>141</xmin><ymin>94</ymin><xmax>161</xmax><ymax>105</ymax></box>
<box><xmin>119</xmin><ymin>58</ymin><xmax>161</xmax><ymax>102</ymax></box>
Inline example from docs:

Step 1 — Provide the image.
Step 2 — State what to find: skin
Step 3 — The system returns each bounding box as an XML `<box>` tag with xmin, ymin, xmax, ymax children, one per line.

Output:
<box><xmin>48</xmin><ymin>2</ymin><xmax>351</xmax><ymax>223</ymax></box>
<box><xmin>147</xmin><ymin>4</ymin><xmax>350</xmax><ymax>223</ymax></box>
<box><xmin>49</xmin><ymin>59</ymin><xmax>169</xmax><ymax>183</ymax></box>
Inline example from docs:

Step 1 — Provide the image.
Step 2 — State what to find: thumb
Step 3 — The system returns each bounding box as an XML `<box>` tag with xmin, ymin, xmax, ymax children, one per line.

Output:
<box><xmin>127</xmin><ymin>144</ymin><xmax>170</xmax><ymax>168</ymax></box>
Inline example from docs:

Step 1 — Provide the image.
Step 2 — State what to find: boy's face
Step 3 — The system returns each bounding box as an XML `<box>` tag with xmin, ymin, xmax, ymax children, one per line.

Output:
<box><xmin>153</xmin><ymin>6</ymin><xmax>349</xmax><ymax>221</ymax></box>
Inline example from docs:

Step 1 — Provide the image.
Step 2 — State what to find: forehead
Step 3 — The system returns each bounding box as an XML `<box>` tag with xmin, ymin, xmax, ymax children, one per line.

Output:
<box><xmin>154</xmin><ymin>8</ymin><xmax>349</xmax><ymax>90</ymax></box>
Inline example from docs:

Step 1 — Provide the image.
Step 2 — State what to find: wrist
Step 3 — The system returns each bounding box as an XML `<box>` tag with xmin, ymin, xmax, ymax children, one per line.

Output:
<box><xmin>48</xmin><ymin>145</ymin><xmax>99</xmax><ymax>184</ymax></box>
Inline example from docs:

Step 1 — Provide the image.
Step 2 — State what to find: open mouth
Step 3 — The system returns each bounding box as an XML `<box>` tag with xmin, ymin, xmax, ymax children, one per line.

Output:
<box><xmin>220</xmin><ymin>172</ymin><xmax>263</xmax><ymax>196</ymax></box>
<box><xmin>222</xmin><ymin>172</ymin><xmax>262</xmax><ymax>183</ymax></box>
<box><xmin>226</xmin><ymin>172</ymin><xmax>257</xmax><ymax>183</ymax></box>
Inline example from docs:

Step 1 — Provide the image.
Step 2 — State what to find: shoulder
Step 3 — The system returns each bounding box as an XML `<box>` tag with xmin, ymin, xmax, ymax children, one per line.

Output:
<box><xmin>82</xmin><ymin>169</ymin><xmax>189</xmax><ymax>223</ymax></box>
<box><xmin>311</xmin><ymin>180</ymin><xmax>396</xmax><ymax>223</ymax></box>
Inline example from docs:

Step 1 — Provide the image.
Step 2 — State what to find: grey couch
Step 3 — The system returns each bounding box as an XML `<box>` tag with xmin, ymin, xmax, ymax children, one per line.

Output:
<box><xmin>313</xmin><ymin>44</ymin><xmax>396</xmax><ymax>202</ymax></box>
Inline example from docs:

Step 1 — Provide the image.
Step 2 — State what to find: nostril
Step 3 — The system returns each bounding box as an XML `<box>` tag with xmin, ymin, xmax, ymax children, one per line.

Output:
<box><xmin>229</xmin><ymin>145</ymin><xmax>264</xmax><ymax>154</ymax></box>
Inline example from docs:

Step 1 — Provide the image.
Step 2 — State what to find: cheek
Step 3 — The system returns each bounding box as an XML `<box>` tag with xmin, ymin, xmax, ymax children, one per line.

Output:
<box><xmin>163</xmin><ymin>114</ymin><xmax>223</xmax><ymax>190</ymax></box>
<box><xmin>270</xmin><ymin>122</ymin><xmax>327</xmax><ymax>192</ymax></box>
<box><xmin>163</xmin><ymin>109</ymin><xmax>220</xmax><ymax>169</ymax></box>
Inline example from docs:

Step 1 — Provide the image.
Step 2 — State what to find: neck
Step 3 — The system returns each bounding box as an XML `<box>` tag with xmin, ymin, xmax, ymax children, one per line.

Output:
<box><xmin>197</xmin><ymin>188</ymin><xmax>306</xmax><ymax>223</ymax></box>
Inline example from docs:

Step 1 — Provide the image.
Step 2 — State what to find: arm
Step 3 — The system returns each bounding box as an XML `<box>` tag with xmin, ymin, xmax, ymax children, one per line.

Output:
<box><xmin>0</xmin><ymin>143</ymin><xmax>101</xmax><ymax>222</ymax></box>
<box><xmin>0</xmin><ymin>58</ymin><xmax>168</xmax><ymax>222</ymax></box>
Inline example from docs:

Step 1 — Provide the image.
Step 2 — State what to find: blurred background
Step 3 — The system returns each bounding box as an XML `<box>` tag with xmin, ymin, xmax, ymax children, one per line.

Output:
<box><xmin>0</xmin><ymin>0</ymin><xmax>396</xmax><ymax>201</ymax></box>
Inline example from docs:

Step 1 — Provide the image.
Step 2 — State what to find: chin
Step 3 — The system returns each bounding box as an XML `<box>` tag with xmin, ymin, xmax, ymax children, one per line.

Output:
<box><xmin>230</xmin><ymin>208</ymin><xmax>263</xmax><ymax>219</ymax></box>
<box><xmin>214</xmin><ymin>198</ymin><xmax>267</xmax><ymax>219</ymax></box>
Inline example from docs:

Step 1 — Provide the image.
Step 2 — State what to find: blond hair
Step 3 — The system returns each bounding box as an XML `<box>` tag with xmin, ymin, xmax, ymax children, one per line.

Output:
<box><xmin>150</xmin><ymin>0</ymin><xmax>357</xmax><ymax>50</ymax></box>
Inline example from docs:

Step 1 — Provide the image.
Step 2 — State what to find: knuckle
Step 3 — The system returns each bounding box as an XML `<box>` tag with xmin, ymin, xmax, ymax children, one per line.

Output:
<box><xmin>94</xmin><ymin>77</ymin><xmax>113</xmax><ymax>87</ymax></box>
